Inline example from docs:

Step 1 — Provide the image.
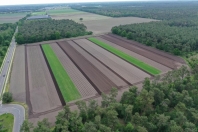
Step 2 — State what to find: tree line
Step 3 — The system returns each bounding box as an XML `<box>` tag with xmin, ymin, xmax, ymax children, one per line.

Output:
<box><xmin>16</xmin><ymin>19</ymin><xmax>92</xmax><ymax>44</ymax></box>
<box><xmin>111</xmin><ymin>19</ymin><xmax>198</xmax><ymax>55</ymax></box>
<box><xmin>20</xmin><ymin>65</ymin><xmax>198</xmax><ymax>132</ymax></box>
<box><xmin>0</xmin><ymin>23</ymin><xmax>17</xmax><ymax>66</ymax></box>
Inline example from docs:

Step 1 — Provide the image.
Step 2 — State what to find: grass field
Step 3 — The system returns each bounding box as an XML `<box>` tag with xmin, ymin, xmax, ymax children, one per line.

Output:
<box><xmin>88</xmin><ymin>38</ymin><xmax>161</xmax><ymax>75</ymax></box>
<box><xmin>0</xmin><ymin>113</ymin><xmax>14</xmax><ymax>132</ymax></box>
<box><xmin>0</xmin><ymin>12</ymin><xmax>26</xmax><ymax>24</ymax></box>
<box><xmin>31</xmin><ymin>11</ymin><xmax>46</xmax><ymax>15</ymax></box>
<box><xmin>47</xmin><ymin>8</ymin><xmax>82</xmax><ymax>15</ymax></box>
<box><xmin>42</xmin><ymin>44</ymin><xmax>81</xmax><ymax>102</ymax></box>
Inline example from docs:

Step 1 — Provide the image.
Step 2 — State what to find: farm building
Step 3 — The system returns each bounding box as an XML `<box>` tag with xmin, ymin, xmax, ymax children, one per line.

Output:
<box><xmin>26</xmin><ymin>15</ymin><xmax>51</xmax><ymax>20</ymax></box>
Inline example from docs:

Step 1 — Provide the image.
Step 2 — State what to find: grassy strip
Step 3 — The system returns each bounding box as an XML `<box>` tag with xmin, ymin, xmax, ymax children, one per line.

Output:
<box><xmin>0</xmin><ymin>113</ymin><xmax>14</xmax><ymax>132</ymax></box>
<box><xmin>42</xmin><ymin>44</ymin><xmax>81</xmax><ymax>102</ymax></box>
<box><xmin>88</xmin><ymin>37</ymin><xmax>161</xmax><ymax>75</ymax></box>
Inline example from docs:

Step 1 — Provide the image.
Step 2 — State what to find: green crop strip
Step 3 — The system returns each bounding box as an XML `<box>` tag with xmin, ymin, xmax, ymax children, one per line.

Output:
<box><xmin>42</xmin><ymin>44</ymin><xmax>81</xmax><ymax>102</ymax></box>
<box><xmin>88</xmin><ymin>37</ymin><xmax>161</xmax><ymax>75</ymax></box>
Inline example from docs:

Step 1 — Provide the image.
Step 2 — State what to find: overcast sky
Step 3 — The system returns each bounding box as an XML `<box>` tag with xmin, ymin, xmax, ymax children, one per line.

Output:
<box><xmin>0</xmin><ymin>0</ymin><xmax>172</xmax><ymax>6</ymax></box>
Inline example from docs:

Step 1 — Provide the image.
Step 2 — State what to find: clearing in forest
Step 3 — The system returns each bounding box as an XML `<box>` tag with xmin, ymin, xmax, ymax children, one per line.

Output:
<box><xmin>88</xmin><ymin>37</ymin><xmax>161</xmax><ymax>75</ymax></box>
<box><xmin>42</xmin><ymin>44</ymin><xmax>81</xmax><ymax>102</ymax></box>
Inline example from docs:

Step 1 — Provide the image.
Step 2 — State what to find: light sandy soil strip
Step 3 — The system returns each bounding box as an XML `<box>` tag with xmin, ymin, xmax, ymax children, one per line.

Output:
<box><xmin>50</xmin><ymin>43</ymin><xmax>97</xmax><ymax>98</ymax></box>
<box><xmin>68</xmin><ymin>41</ymin><xmax>127</xmax><ymax>87</ymax></box>
<box><xmin>95</xmin><ymin>37</ymin><xmax>171</xmax><ymax>73</ymax></box>
<box><xmin>27</xmin><ymin>46</ymin><xmax>62</xmax><ymax>113</ymax></box>
<box><xmin>10</xmin><ymin>45</ymin><xmax>26</xmax><ymax>103</ymax></box>
<box><xmin>74</xmin><ymin>39</ymin><xmax>150</xmax><ymax>84</ymax></box>
<box><xmin>58</xmin><ymin>41</ymin><xmax>117</xmax><ymax>94</ymax></box>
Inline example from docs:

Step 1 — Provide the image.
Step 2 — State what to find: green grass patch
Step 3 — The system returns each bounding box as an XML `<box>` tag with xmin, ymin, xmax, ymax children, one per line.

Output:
<box><xmin>88</xmin><ymin>37</ymin><xmax>161</xmax><ymax>75</ymax></box>
<box><xmin>47</xmin><ymin>8</ymin><xmax>82</xmax><ymax>15</ymax></box>
<box><xmin>0</xmin><ymin>113</ymin><xmax>14</xmax><ymax>132</ymax></box>
<box><xmin>42</xmin><ymin>44</ymin><xmax>81</xmax><ymax>102</ymax></box>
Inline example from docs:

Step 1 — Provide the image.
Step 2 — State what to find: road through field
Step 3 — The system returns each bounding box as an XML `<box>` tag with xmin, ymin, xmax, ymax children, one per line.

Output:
<box><xmin>58</xmin><ymin>41</ymin><xmax>117</xmax><ymax>94</ymax></box>
<box><xmin>27</xmin><ymin>46</ymin><xmax>62</xmax><ymax>113</ymax></box>
<box><xmin>68</xmin><ymin>41</ymin><xmax>127</xmax><ymax>87</ymax></box>
<box><xmin>101</xmin><ymin>35</ymin><xmax>176</xmax><ymax>69</ymax></box>
<box><xmin>74</xmin><ymin>39</ymin><xmax>150</xmax><ymax>84</ymax></box>
<box><xmin>50</xmin><ymin>43</ymin><xmax>97</xmax><ymax>98</ymax></box>
<box><xmin>10</xmin><ymin>45</ymin><xmax>26</xmax><ymax>103</ymax></box>
<box><xmin>95</xmin><ymin>37</ymin><xmax>171</xmax><ymax>73</ymax></box>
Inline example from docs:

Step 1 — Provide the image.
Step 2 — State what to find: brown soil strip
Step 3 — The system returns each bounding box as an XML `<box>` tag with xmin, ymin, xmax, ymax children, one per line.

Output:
<box><xmin>58</xmin><ymin>41</ymin><xmax>118</xmax><ymax>94</ymax></box>
<box><xmin>75</xmin><ymin>39</ymin><xmax>150</xmax><ymax>84</ymax></box>
<box><xmin>40</xmin><ymin>45</ymin><xmax>66</xmax><ymax>106</ymax></box>
<box><xmin>50</xmin><ymin>43</ymin><xmax>97</xmax><ymax>97</ymax></box>
<box><xmin>95</xmin><ymin>37</ymin><xmax>171</xmax><ymax>73</ymax></box>
<box><xmin>108</xmin><ymin>33</ymin><xmax>185</xmax><ymax>64</ymax></box>
<box><xmin>70</xmin><ymin>40</ymin><xmax>130</xmax><ymax>86</ymax></box>
<box><xmin>25</xmin><ymin>45</ymin><xmax>33</xmax><ymax>116</ymax></box>
<box><xmin>101</xmin><ymin>35</ymin><xmax>176</xmax><ymax>69</ymax></box>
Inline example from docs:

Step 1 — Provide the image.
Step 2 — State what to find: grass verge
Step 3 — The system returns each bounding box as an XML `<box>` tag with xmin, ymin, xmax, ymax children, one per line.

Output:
<box><xmin>42</xmin><ymin>44</ymin><xmax>81</xmax><ymax>102</ymax></box>
<box><xmin>88</xmin><ymin>37</ymin><xmax>161</xmax><ymax>75</ymax></box>
<box><xmin>0</xmin><ymin>113</ymin><xmax>14</xmax><ymax>132</ymax></box>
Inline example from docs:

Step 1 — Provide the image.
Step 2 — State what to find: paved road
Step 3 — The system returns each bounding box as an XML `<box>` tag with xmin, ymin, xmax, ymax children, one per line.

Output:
<box><xmin>0</xmin><ymin>27</ymin><xmax>17</xmax><ymax>96</ymax></box>
<box><xmin>0</xmin><ymin>104</ymin><xmax>25</xmax><ymax>132</ymax></box>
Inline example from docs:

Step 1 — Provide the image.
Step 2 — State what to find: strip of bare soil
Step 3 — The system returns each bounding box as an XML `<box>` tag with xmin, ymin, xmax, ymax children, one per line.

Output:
<box><xmin>101</xmin><ymin>35</ymin><xmax>177</xmax><ymax>69</ymax></box>
<box><xmin>58</xmin><ymin>41</ymin><xmax>117</xmax><ymax>94</ymax></box>
<box><xmin>108</xmin><ymin>33</ymin><xmax>185</xmax><ymax>64</ymax></box>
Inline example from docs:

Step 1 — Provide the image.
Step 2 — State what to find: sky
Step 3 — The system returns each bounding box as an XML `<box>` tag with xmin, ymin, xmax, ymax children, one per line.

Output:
<box><xmin>0</xmin><ymin>0</ymin><xmax>175</xmax><ymax>6</ymax></box>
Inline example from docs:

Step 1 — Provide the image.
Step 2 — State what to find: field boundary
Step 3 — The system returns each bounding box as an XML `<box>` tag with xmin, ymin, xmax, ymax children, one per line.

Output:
<box><xmin>87</xmin><ymin>38</ymin><xmax>156</xmax><ymax>76</ymax></box>
<box><xmin>39</xmin><ymin>45</ymin><xmax>66</xmax><ymax>106</ymax></box>
<box><xmin>72</xmin><ymin>40</ymin><xmax>132</xmax><ymax>86</ymax></box>
<box><xmin>57</xmin><ymin>42</ymin><xmax>102</xmax><ymax>95</ymax></box>
<box><xmin>24</xmin><ymin>45</ymin><xmax>33</xmax><ymax>116</ymax></box>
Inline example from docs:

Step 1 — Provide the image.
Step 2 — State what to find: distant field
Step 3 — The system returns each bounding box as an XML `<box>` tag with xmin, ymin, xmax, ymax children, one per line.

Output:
<box><xmin>47</xmin><ymin>8</ymin><xmax>81</xmax><ymax>15</ymax></box>
<box><xmin>0</xmin><ymin>113</ymin><xmax>14</xmax><ymax>132</ymax></box>
<box><xmin>42</xmin><ymin>44</ymin><xmax>81</xmax><ymax>102</ymax></box>
<box><xmin>88</xmin><ymin>37</ymin><xmax>161</xmax><ymax>75</ymax></box>
<box><xmin>0</xmin><ymin>12</ymin><xmax>26</xmax><ymax>24</ymax></box>
<box><xmin>32</xmin><ymin>11</ymin><xmax>46</xmax><ymax>15</ymax></box>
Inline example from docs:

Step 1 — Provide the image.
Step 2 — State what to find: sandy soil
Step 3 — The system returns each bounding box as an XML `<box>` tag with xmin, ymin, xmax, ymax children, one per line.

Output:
<box><xmin>81</xmin><ymin>17</ymin><xmax>157</xmax><ymax>34</ymax></box>
<box><xmin>58</xmin><ymin>41</ymin><xmax>117</xmax><ymax>94</ymax></box>
<box><xmin>27</xmin><ymin>46</ymin><xmax>62</xmax><ymax>113</ymax></box>
<box><xmin>68</xmin><ymin>41</ymin><xmax>128</xmax><ymax>87</ymax></box>
<box><xmin>96</xmin><ymin>37</ymin><xmax>171</xmax><ymax>73</ymax></box>
<box><xmin>109</xmin><ymin>34</ymin><xmax>186</xmax><ymax>64</ymax></box>
<box><xmin>10</xmin><ymin>45</ymin><xmax>26</xmax><ymax>103</ymax></box>
<box><xmin>102</xmin><ymin>35</ymin><xmax>177</xmax><ymax>69</ymax></box>
<box><xmin>74</xmin><ymin>39</ymin><xmax>150</xmax><ymax>84</ymax></box>
<box><xmin>50</xmin><ymin>43</ymin><xmax>97</xmax><ymax>98</ymax></box>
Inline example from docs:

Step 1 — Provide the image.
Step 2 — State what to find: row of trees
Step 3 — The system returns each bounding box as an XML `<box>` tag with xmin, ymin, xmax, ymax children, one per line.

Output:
<box><xmin>111</xmin><ymin>19</ymin><xmax>198</xmax><ymax>55</ymax></box>
<box><xmin>71</xmin><ymin>2</ymin><xmax>198</xmax><ymax>20</ymax></box>
<box><xmin>21</xmin><ymin>66</ymin><xmax>198</xmax><ymax>132</ymax></box>
<box><xmin>16</xmin><ymin>19</ymin><xmax>92</xmax><ymax>44</ymax></box>
<box><xmin>0</xmin><ymin>23</ymin><xmax>16</xmax><ymax>66</ymax></box>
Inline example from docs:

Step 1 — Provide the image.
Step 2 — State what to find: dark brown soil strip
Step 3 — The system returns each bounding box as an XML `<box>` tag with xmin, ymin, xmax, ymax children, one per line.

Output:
<box><xmin>72</xmin><ymin>40</ymin><xmax>132</xmax><ymax>86</ymax></box>
<box><xmin>108</xmin><ymin>33</ymin><xmax>186</xmax><ymax>64</ymax></box>
<box><xmin>58</xmin><ymin>41</ymin><xmax>117</xmax><ymax>94</ymax></box>
<box><xmin>39</xmin><ymin>45</ymin><xmax>66</xmax><ymax>106</ymax></box>
<box><xmin>25</xmin><ymin>45</ymin><xmax>33</xmax><ymax>116</ymax></box>
<box><xmin>101</xmin><ymin>35</ymin><xmax>176</xmax><ymax>69</ymax></box>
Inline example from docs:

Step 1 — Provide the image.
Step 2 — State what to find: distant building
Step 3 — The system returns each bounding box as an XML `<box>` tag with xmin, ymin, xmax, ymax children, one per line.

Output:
<box><xmin>26</xmin><ymin>15</ymin><xmax>51</xmax><ymax>20</ymax></box>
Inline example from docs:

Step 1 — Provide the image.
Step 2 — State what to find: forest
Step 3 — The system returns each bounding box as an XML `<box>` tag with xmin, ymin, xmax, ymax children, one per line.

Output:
<box><xmin>16</xmin><ymin>19</ymin><xmax>92</xmax><ymax>44</ymax></box>
<box><xmin>0</xmin><ymin>23</ymin><xmax>17</xmax><ymax>66</ymax></box>
<box><xmin>111</xmin><ymin>19</ymin><xmax>198</xmax><ymax>55</ymax></box>
<box><xmin>20</xmin><ymin>65</ymin><xmax>198</xmax><ymax>132</ymax></box>
<box><xmin>71</xmin><ymin>2</ymin><xmax>198</xmax><ymax>20</ymax></box>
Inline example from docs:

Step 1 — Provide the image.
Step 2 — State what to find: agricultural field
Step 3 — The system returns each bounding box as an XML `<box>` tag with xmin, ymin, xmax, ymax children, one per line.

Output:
<box><xmin>0</xmin><ymin>12</ymin><xmax>26</xmax><ymax>24</ymax></box>
<box><xmin>10</xmin><ymin>34</ymin><xmax>184</xmax><ymax>122</ymax></box>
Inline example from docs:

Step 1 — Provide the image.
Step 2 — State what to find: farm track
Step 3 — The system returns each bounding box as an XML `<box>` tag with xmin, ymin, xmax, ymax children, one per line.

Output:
<box><xmin>69</xmin><ymin>41</ymin><xmax>128</xmax><ymax>87</ymax></box>
<box><xmin>58</xmin><ymin>41</ymin><xmax>117</xmax><ymax>94</ymax></box>
<box><xmin>74</xmin><ymin>39</ymin><xmax>150</xmax><ymax>84</ymax></box>
<box><xmin>101</xmin><ymin>35</ymin><xmax>177</xmax><ymax>69</ymax></box>
<box><xmin>95</xmin><ymin>37</ymin><xmax>171</xmax><ymax>73</ymax></box>
<box><xmin>27</xmin><ymin>46</ymin><xmax>62</xmax><ymax>113</ymax></box>
<box><xmin>108</xmin><ymin>34</ymin><xmax>186</xmax><ymax>64</ymax></box>
<box><xmin>10</xmin><ymin>46</ymin><xmax>26</xmax><ymax>103</ymax></box>
<box><xmin>50</xmin><ymin>43</ymin><xmax>97</xmax><ymax>98</ymax></box>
